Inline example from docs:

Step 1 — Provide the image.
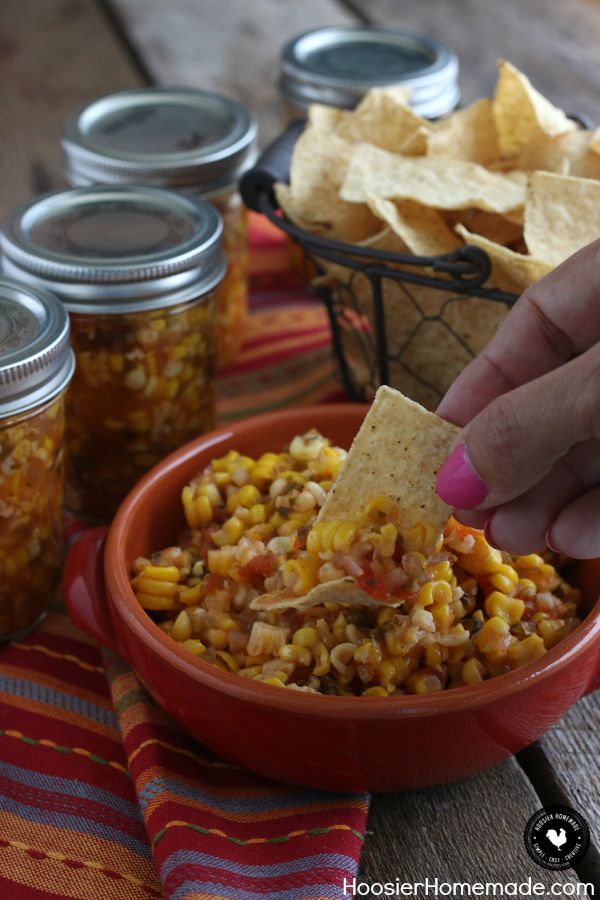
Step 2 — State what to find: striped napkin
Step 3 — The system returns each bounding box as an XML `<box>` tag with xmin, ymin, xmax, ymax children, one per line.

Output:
<box><xmin>0</xmin><ymin>216</ymin><xmax>369</xmax><ymax>900</ymax></box>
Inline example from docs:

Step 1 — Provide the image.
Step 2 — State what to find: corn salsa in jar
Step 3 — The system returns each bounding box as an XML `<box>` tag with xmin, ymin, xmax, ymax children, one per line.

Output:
<box><xmin>0</xmin><ymin>278</ymin><xmax>75</xmax><ymax>640</ymax></box>
<box><xmin>62</xmin><ymin>88</ymin><xmax>257</xmax><ymax>368</ymax></box>
<box><xmin>1</xmin><ymin>186</ymin><xmax>225</xmax><ymax>522</ymax></box>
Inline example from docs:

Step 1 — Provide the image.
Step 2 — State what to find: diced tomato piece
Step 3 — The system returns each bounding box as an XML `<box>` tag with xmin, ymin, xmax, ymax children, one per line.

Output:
<box><xmin>202</xmin><ymin>572</ymin><xmax>222</xmax><ymax>594</ymax></box>
<box><xmin>448</xmin><ymin>519</ymin><xmax>481</xmax><ymax>540</ymax></box>
<box><xmin>239</xmin><ymin>552</ymin><xmax>277</xmax><ymax>581</ymax></box>
<box><xmin>356</xmin><ymin>573</ymin><xmax>393</xmax><ymax>603</ymax></box>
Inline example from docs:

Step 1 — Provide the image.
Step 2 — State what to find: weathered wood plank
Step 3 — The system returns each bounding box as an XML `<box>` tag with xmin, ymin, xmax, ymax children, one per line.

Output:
<box><xmin>537</xmin><ymin>692</ymin><xmax>600</xmax><ymax>825</ymax></box>
<box><xmin>109</xmin><ymin>0</ymin><xmax>358</xmax><ymax>144</ymax></box>
<box><xmin>351</xmin><ymin>0</ymin><xmax>600</xmax><ymax>122</ymax></box>
<box><xmin>361</xmin><ymin>756</ymin><xmax>591</xmax><ymax>893</ymax></box>
<box><xmin>0</xmin><ymin>0</ymin><xmax>143</xmax><ymax>219</ymax></box>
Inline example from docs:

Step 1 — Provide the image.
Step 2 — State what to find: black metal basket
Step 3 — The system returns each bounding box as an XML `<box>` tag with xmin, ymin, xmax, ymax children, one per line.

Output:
<box><xmin>240</xmin><ymin>120</ymin><xmax>519</xmax><ymax>409</ymax></box>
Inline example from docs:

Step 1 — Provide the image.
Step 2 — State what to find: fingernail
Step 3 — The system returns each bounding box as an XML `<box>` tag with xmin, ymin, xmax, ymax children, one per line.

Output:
<box><xmin>436</xmin><ymin>443</ymin><xmax>488</xmax><ymax>509</ymax></box>
<box><xmin>545</xmin><ymin>525</ymin><xmax>561</xmax><ymax>554</ymax></box>
<box><xmin>484</xmin><ymin>518</ymin><xmax>501</xmax><ymax>551</ymax></box>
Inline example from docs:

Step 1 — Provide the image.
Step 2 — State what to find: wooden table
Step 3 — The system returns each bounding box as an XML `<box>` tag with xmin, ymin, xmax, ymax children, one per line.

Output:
<box><xmin>2</xmin><ymin>1</ymin><xmax>599</xmax><ymax>894</ymax></box>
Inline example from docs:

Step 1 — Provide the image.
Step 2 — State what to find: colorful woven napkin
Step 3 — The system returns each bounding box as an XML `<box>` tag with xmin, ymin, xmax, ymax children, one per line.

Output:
<box><xmin>0</xmin><ymin>218</ymin><xmax>369</xmax><ymax>900</ymax></box>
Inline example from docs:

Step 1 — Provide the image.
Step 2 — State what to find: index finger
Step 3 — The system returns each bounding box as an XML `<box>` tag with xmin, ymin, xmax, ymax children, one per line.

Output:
<box><xmin>437</xmin><ymin>237</ymin><xmax>600</xmax><ymax>426</ymax></box>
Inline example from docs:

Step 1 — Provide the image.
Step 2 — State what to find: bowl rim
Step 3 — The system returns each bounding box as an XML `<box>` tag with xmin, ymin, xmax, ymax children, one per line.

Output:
<box><xmin>105</xmin><ymin>403</ymin><xmax>600</xmax><ymax>721</ymax></box>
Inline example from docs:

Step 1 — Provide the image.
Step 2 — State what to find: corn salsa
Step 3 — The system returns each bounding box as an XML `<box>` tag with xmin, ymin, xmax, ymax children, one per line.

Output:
<box><xmin>0</xmin><ymin>397</ymin><xmax>66</xmax><ymax>638</ymax></box>
<box><xmin>131</xmin><ymin>431</ymin><xmax>581</xmax><ymax>696</ymax></box>
<box><xmin>66</xmin><ymin>297</ymin><xmax>216</xmax><ymax>521</ymax></box>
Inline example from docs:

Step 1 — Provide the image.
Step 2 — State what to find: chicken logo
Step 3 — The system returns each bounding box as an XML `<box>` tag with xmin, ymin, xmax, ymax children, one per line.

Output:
<box><xmin>546</xmin><ymin>827</ymin><xmax>567</xmax><ymax>850</ymax></box>
<box><xmin>525</xmin><ymin>806</ymin><xmax>589</xmax><ymax>870</ymax></box>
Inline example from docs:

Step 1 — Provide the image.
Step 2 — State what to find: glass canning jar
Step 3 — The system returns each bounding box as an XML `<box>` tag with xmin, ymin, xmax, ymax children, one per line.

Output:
<box><xmin>0</xmin><ymin>278</ymin><xmax>75</xmax><ymax>641</ymax></box>
<box><xmin>62</xmin><ymin>88</ymin><xmax>257</xmax><ymax>368</ymax></box>
<box><xmin>2</xmin><ymin>186</ymin><xmax>225</xmax><ymax>522</ymax></box>
<box><xmin>279</xmin><ymin>26</ymin><xmax>460</xmax><ymax>119</ymax></box>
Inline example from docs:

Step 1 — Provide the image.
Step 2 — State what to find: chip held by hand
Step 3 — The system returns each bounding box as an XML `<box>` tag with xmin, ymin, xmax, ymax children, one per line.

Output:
<box><xmin>317</xmin><ymin>385</ymin><xmax>460</xmax><ymax>536</ymax></box>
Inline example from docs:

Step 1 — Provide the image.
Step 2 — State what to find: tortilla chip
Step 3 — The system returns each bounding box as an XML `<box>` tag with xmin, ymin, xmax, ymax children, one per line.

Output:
<box><xmin>308</xmin><ymin>103</ymin><xmax>346</xmax><ymax>130</ymax></box>
<box><xmin>317</xmin><ymin>385</ymin><xmax>459</xmax><ymax>533</ymax></box>
<box><xmin>589</xmin><ymin>125</ymin><xmax>600</xmax><ymax>156</ymax></box>
<box><xmin>524</xmin><ymin>170</ymin><xmax>600</xmax><ymax>266</ymax></box>
<box><xmin>275</xmin><ymin>182</ymin><xmax>329</xmax><ymax>235</ymax></box>
<box><xmin>286</xmin><ymin>126</ymin><xmax>381</xmax><ymax>241</ymax></box>
<box><xmin>427</xmin><ymin>99</ymin><xmax>500</xmax><ymax>166</ymax></box>
<box><xmin>340</xmin><ymin>144</ymin><xmax>525</xmax><ymax>214</ymax></box>
<box><xmin>456</xmin><ymin>223</ymin><xmax>552</xmax><ymax>293</ymax></box>
<box><xmin>492</xmin><ymin>60</ymin><xmax>575</xmax><ymax>157</ymax></box>
<box><xmin>250</xmin><ymin>577</ymin><xmax>389</xmax><ymax>611</ymax></box>
<box><xmin>399</xmin><ymin>125</ymin><xmax>430</xmax><ymax>157</ymax></box>
<box><xmin>366</xmin><ymin>194</ymin><xmax>460</xmax><ymax>256</ymax></box>
<box><xmin>333</xmin><ymin>87</ymin><xmax>431</xmax><ymax>153</ymax></box>
<box><xmin>517</xmin><ymin>130</ymin><xmax>600</xmax><ymax>180</ymax></box>
<box><xmin>445</xmin><ymin>209</ymin><xmax>523</xmax><ymax>247</ymax></box>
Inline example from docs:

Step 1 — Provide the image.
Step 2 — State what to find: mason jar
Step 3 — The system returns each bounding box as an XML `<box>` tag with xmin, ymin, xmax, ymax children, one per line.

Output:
<box><xmin>2</xmin><ymin>186</ymin><xmax>225</xmax><ymax>522</ymax></box>
<box><xmin>279</xmin><ymin>26</ymin><xmax>460</xmax><ymax>118</ymax></box>
<box><xmin>0</xmin><ymin>278</ymin><xmax>75</xmax><ymax>640</ymax></box>
<box><xmin>62</xmin><ymin>88</ymin><xmax>257</xmax><ymax>368</ymax></box>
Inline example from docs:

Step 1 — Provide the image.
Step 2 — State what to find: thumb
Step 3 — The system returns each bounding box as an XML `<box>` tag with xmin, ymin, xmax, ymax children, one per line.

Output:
<box><xmin>436</xmin><ymin>345</ymin><xmax>600</xmax><ymax>510</ymax></box>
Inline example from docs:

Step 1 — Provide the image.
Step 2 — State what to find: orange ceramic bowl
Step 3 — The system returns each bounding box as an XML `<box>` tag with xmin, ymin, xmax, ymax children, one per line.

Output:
<box><xmin>63</xmin><ymin>405</ymin><xmax>600</xmax><ymax>792</ymax></box>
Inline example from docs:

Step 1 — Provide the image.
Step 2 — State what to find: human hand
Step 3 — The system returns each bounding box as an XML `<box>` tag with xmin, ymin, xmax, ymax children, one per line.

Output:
<box><xmin>435</xmin><ymin>239</ymin><xmax>600</xmax><ymax>559</ymax></box>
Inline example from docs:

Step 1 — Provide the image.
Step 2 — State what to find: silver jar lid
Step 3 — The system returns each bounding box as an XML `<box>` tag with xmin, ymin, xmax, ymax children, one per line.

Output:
<box><xmin>0</xmin><ymin>277</ymin><xmax>75</xmax><ymax>416</ymax></box>
<box><xmin>1</xmin><ymin>186</ymin><xmax>226</xmax><ymax>315</ymax></box>
<box><xmin>62</xmin><ymin>87</ymin><xmax>258</xmax><ymax>196</ymax></box>
<box><xmin>280</xmin><ymin>26</ymin><xmax>459</xmax><ymax>118</ymax></box>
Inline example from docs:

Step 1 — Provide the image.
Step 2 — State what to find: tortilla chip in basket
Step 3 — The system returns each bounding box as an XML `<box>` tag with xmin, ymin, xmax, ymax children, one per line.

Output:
<box><xmin>340</xmin><ymin>144</ymin><xmax>525</xmax><ymax>214</ymax></box>
<box><xmin>427</xmin><ymin>98</ymin><xmax>500</xmax><ymax>166</ymax></box>
<box><xmin>492</xmin><ymin>59</ymin><xmax>576</xmax><ymax>157</ymax></box>
<box><xmin>524</xmin><ymin>170</ymin><xmax>600</xmax><ymax>266</ymax></box>
<box><xmin>455</xmin><ymin>224</ymin><xmax>552</xmax><ymax>293</ymax></box>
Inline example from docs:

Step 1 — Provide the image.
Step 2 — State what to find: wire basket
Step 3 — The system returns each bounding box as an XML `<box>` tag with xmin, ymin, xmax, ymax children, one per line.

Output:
<box><xmin>240</xmin><ymin>121</ymin><xmax>519</xmax><ymax>409</ymax></box>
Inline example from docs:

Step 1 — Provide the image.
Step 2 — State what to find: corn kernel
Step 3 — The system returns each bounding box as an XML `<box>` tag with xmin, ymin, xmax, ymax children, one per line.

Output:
<box><xmin>171</xmin><ymin>610</ymin><xmax>192</xmax><ymax>642</ymax></box>
<box><xmin>182</xmin><ymin>639</ymin><xmax>206</xmax><ymax>655</ymax></box>
<box><xmin>279</xmin><ymin>644</ymin><xmax>312</xmax><ymax>667</ymax></box>
<box><xmin>362</xmin><ymin>686</ymin><xmax>388</xmax><ymax>697</ymax></box>
<box><xmin>237</xmin><ymin>484</ymin><xmax>261</xmax><ymax>507</ymax></box>
<box><xmin>143</xmin><ymin>565</ymin><xmax>180</xmax><ymax>582</ymax></box>
<box><xmin>179</xmin><ymin>584</ymin><xmax>203</xmax><ymax>605</ymax></box>
<box><xmin>136</xmin><ymin>592</ymin><xmax>175</xmax><ymax>611</ymax></box>
<box><xmin>462</xmin><ymin>658</ymin><xmax>485</xmax><ymax>684</ymax></box>
<box><xmin>409</xmin><ymin>672</ymin><xmax>443</xmax><ymax>693</ymax></box>
<box><xmin>248</xmin><ymin>504</ymin><xmax>267</xmax><ymax>525</ymax></box>
<box><xmin>262</xmin><ymin>676</ymin><xmax>286</xmax><ymax>688</ymax></box>
<box><xmin>132</xmin><ymin>577</ymin><xmax>178</xmax><ymax>598</ymax></box>
<box><xmin>292</xmin><ymin>627</ymin><xmax>318</xmax><ymax>648</ymax></box>
<box><xmin>484</xmin><ymin>591</ymin><xmax>525</xmax><ymax>625</ymax></box>
<box><xmin>477</xmin><ymin>616</ymin><xmax>511</xmax><ymax>655</ymax></box>
<box><xmin>212</xmin><ymin>516</ymin><xmax>244</xmax><ymax>547</ymax></box>
<box><xmin>507</xmin><ymin>634</ymin><xmax>546</xmax><ymax>669</ymax></box>
<box><xmin>215</xmin><ymin>651</ymin><xmax>239</xmax><ymax>672</ymax></box>
<box><xmin>204</xmin><ymin>628</ymin><xmax>229</xmax><ymax>650</ymax></box>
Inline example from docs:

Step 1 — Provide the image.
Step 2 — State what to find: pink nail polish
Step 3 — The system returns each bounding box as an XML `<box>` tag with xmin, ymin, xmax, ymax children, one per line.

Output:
<box><xmin>436</xmin><ymin>443</ymin><xmax>488</xmax><ymax>509</ymax></box>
